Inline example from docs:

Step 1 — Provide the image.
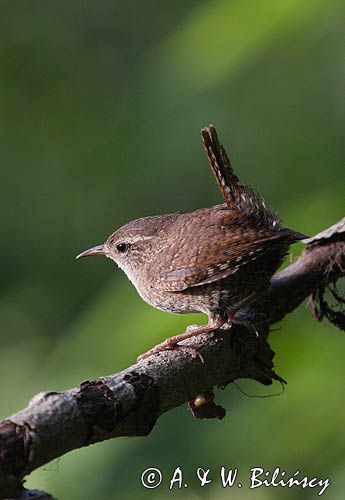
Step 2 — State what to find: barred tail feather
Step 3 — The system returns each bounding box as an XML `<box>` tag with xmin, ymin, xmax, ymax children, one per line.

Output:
<box><xmin>201</xmin><ymin>125</ymin><xmax>280</xmax><ymax>226</ymax></box>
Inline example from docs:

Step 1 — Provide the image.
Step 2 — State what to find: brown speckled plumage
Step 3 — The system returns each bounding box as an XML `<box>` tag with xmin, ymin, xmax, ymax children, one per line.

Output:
<box><xmin>77</xmin><ymin>125</ymin><xmax>306</xmax><ymax>361</ymax></box>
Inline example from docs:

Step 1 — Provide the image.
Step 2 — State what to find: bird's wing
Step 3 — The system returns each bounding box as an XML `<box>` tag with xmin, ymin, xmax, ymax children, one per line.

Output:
<box><xmin>155</xmin><ymin>210</ymin><xmax>284</xmax><ymax>292</ymax></box>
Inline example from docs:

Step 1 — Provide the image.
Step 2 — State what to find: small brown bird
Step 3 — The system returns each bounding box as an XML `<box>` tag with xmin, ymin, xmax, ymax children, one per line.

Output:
<box><xmin>77</xmin><ymin>126</ymin><xmax>305</xmax><ymax>362</ymax></box>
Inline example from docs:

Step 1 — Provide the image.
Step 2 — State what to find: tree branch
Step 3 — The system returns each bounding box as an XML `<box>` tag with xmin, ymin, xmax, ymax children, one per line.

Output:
<box><xmin>0</xmin><ymin>217</ymin><xmax>344</xmax><ymax>499</ymax></box>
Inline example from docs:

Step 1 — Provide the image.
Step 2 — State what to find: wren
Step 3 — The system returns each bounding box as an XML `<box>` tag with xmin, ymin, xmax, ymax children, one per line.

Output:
<box><xmin>77</xmin><ymin>125</ymin><xmax>306</xmax><ymax>362</ymax></box>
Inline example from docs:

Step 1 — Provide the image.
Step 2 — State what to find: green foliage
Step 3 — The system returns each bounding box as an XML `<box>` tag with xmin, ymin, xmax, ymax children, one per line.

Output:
<box><xmin>1</xmin><ymin>2</ymin><xmax>344</xmax><ymax>498</ymax></box>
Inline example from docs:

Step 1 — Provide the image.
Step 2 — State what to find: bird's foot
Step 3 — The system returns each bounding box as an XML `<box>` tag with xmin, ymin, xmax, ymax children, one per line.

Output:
<box><xmin>137</xmin><ymin>338</ymin><xmax>204</xmax><ymax>363</ymax></box>
<box><xmin>136</xmin><ymin>319</ymin><xmax>226</xmax><ymax>364</ymax></box>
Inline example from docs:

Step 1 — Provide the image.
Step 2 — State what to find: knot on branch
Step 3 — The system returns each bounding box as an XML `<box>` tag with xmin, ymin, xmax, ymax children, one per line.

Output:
<box><xmin>0</xmin><ymin>420</ymin><xmax>32</xmax><ymax>477</ymax></box>
<box><xmin>188</xmin><ymin>390</ymin><xmax>226</xmax><ymax>420</ymax></box>
<box><xmin>122</xmin><ymin>371</ymin><xmax>160</xmax><ymax>436</ymax></box>
<box><xmin>76</xmin><ymin>379</ymin><xmax>122</xmax><ymax>442</ymax></box>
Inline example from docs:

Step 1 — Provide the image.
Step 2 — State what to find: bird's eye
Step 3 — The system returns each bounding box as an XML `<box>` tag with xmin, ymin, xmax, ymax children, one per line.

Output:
<box><xmin>116</xmin><ymin>242</ymin><xmax>129</xmax><ymax>254</ymax></box>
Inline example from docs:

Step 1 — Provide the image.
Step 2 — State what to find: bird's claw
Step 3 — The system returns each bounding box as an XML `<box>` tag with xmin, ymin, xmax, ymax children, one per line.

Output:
<box><xmin>137</xmin><ymin>342</ymin><xmax>204</xmax><ymax>364</ymax></box>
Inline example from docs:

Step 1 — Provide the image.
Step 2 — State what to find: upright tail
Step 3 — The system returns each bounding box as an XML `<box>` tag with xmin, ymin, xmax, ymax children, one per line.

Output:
<box><xmin>201</xmin><ymin>125</ymin><xmax>308</xmax><ymax>241</ymax></box>
<box><xmin>201</xmin><ymin>125</ymin><xmax>279</xmax><ymax>227</ymax></box>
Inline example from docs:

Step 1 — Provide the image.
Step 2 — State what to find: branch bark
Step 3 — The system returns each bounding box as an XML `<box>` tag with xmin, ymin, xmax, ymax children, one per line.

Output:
<box><xmin>0</xmin><ymin>217</ymin><xmax>344</xmax><ymax>499</ymax></box>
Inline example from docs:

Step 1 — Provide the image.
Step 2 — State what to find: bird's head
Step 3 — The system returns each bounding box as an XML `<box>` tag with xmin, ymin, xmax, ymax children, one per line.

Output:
<box><xmin>76</xmin><ymin>214</ymin><xmax>178</xmax><ymax>283</ymax></box>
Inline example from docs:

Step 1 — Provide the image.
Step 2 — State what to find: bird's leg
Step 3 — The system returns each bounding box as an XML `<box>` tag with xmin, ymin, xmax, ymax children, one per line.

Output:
<box><xmin>225</xmin><ymin>287</ymin><xmax>267</xmax><ymax>336</ymax></box>
<box><xmin>137</xmin><ymin>315</ymin><xmax>226</xmax><ymax>363</ymax></box>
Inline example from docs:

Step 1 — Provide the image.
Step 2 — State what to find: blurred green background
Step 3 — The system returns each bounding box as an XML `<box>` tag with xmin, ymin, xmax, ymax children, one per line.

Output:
<box><xmin>1</xmin><ymin>1</ymin><xmax>344</xmax><ymax>499</ymax></box>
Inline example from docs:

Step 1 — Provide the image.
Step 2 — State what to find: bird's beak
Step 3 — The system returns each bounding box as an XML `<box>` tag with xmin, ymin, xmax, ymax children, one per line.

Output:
<box><xmin>76</xmin><ymin>244</ymin><xmax>106</xmax><ymax>259</ymax></box>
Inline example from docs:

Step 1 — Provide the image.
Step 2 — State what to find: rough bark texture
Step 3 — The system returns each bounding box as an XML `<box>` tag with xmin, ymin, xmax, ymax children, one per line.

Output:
<box><xmin>0</xmin><ymin>217</ymin><xmax>344</xmax><ymax>499</ymax></box>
